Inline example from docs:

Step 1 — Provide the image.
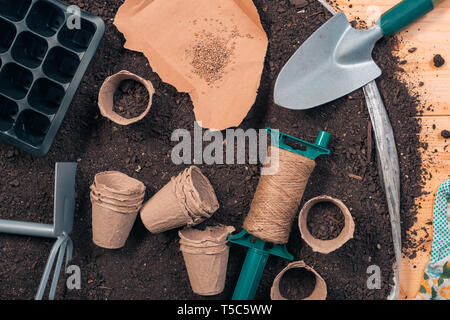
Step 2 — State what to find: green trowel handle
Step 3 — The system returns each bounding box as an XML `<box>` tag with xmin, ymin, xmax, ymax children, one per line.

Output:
<box><xmin>229</xmin><ymin>230</ymin><xmax>293</xmax><ymax>300</ymax></box>
<box><xmin>232</xmin><ymin>247</ymin><xmax>270</xmax><ymax>300</ymax></box>
<box><xmin>377</xmin><ymin>0</ymin><xmax>442</xmax><ymax>37</ymax></box>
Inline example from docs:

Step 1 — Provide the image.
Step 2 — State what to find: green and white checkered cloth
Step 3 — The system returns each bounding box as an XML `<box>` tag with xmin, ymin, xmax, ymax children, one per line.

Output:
<box><xmin>416</xmin><ymin>179</ymin><xmax>450</xmax><ymax>300</ymax></box>
<box><xmin>430</xmin><ymin>179</ymin><xmax>450</xmax><ymax>263</ymax></box>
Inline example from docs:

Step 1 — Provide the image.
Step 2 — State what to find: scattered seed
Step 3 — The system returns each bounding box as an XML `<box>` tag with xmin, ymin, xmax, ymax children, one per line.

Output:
<box><xmin>188</xmin><ymin>31</ymin><xmax>234</xmax><ymax>85</ymax></box>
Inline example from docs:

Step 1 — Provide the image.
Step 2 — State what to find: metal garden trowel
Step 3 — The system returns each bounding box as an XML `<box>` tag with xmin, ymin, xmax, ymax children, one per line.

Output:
<box><xmin>275</xmin><ymin>0</ymin><xmax>442</xmax><ymax>109</ymax></box>
<box><xmin>275</xmin><ymin>0</ymin><xmax>443</xmax><ymax>300</ymax></box>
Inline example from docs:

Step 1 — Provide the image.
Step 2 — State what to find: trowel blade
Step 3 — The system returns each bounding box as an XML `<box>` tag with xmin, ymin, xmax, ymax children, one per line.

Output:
<box><xmin>274</xmin><ymin>12</ymin><xmax>384</xmax><ymax>110</ymax></box>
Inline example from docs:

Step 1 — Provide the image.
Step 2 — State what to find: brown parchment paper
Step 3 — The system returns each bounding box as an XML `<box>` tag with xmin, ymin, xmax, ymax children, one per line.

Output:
<box><xmin>114</xmin><ymin>0</ymin><xmax>268</xmax><ymax>130</ymax></box>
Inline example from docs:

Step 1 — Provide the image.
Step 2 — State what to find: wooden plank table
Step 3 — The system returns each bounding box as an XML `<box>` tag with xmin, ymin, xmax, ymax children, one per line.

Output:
<box><xmin>333</xmin><ymin>0</ymin><xmax>450</xmax><ymax>299</ymax></box>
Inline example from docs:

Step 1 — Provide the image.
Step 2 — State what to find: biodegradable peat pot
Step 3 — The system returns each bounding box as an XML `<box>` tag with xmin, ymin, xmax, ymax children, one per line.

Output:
<box><xmin>94</xmin><ymin>171</ymin><xmax>146</xmax><ymax>196</ymax></box>
<box><xmin>298</xmin><ymin>195</ymin><xmax>354</xmax><ymax>254</ymax></box>
<box><xmin>98</xmin><ymin>70</ymin><xmax>155</xmax><ymax>125</ymax></box>
<box><xmin>140</xmin><ymin>177</ymin><xmax>192</xmax><ymax>233</ymax></box>
<box><xmin>182</xmin><ymin>167</ymin><xmax>220</xmax><ymax>219</ymax></box>
<box><xmin>179</xmin><ymin>225</ymin><xmax>235</xmax><ymax>296</ymax></box>
<box><xmin>270</xmin><ymin>261</ymin><xmax>327</xmax><ymax>300</ymax></box>
<box><xmin>91</xmin><ymin>183</ymin><xmax>145</xmax><ymax>202</ymax></box>
<box><xmin>90</xmin><ymin>186</ymin><xmax>145</xmax><ymax>207</ymax></box>
<box><xmin>140</xmin><ymin>166</ymin><xmax>219</xmax><ymax>233</ymax></box>
<box><xmin>91</xmin><ymin>197</ymin><xmax>139</xmax><ymax>249</ymax></box>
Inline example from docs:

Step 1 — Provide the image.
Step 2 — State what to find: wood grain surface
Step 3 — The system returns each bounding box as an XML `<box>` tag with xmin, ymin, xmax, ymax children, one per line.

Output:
<box><xmin>333</xmin><ymin>0</ymin><xmax>450</xmax><ymax>299</ymax></box>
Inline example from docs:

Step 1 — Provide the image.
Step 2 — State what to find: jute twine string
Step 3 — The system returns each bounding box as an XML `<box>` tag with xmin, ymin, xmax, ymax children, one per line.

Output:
<box><xmin>243</xmin><ymin>146</ymin><xmax>316</xmax><ymax>244</ymax></box>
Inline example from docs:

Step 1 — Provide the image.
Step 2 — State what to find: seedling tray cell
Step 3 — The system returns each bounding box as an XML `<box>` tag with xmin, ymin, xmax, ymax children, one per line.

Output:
<box><xmin>0</xmin><ymin>0</ymin><xmax>105</xmax><ymax>156</ymax></box>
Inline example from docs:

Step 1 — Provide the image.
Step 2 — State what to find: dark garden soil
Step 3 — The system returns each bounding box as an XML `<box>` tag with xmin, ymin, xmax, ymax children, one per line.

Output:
<box><xmin>279</xmin><ymin>267</ymin><xmax>316</xmax><ymax>300</ymax></box>
<box><xmin>0</xmin><ymin>0</ymin><xmax>427</xmax><ymax>300</ymax></box>
<box><xmin>307</xmin><ymin>202</ymin><xmax>345</xmax><ymax>240</ymax></box>
<box><xmin>433</xmin><ymin>54</ymin><xmax>445</xmax><ymax>68</ymax></box>
<box><xmin>442</xmin><ymin>130</ymin><xmax>450</xmax><ymax>139</ymax></box>
<box><xmin>113</xmin><ymin>80</ymin><xmax>150</xmax><ymax>119</ymax></box>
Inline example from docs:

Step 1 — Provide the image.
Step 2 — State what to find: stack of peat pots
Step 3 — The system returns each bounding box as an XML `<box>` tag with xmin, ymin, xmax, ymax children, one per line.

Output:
<box><xmin>91</xmin><ymin>171</ymin><xmax>146</xmax><ymax>249</ymax></box>
<box><xmin>141</xmin><ymin>166</ymin><xmax>219</xmax><ymax>233</ymax></box>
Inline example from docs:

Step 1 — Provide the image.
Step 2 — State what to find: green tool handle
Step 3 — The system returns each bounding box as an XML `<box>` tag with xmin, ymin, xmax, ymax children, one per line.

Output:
<box><xmin>377</xmin><ymin>0</ymin><xmax>442</xmax><ymax>37</ymax></box>
<box><xmin>232</xmin><ymin>248</ymin><xmax>269</xmax><ymax>300</ymax></box>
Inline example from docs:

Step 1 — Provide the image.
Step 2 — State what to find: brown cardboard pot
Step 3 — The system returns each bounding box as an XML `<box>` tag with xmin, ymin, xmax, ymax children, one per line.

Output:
<box><xmin>98</xmin><ymin>70</ymin><xmax>155</xmax><ymax>125</ymax></box>
<box><xmin>94</xmin><ymin>171</ymin><xmax>146</xmax><ymax>196</ymax></box>
<box><xmin>140</xmin><ymin>177</ymin><xmax>192</xmax><ymax>233</ymax></box>
<box><xmin>140</xmin><ymin>166</ymin><xmax>219</xmax><ymax>233</ymax></box>
<box><xmin>181</xmin><ymin>166</ymin><xmax>219</xmax><ymax>219</ymax></box>
<box><xmin>179</xmin><ymin>224</ymin><xmax>234</xmax><ymax>246</ymax></box>
<box><xmin>270</xmin><ymin>261</ymin><xmax>327</xmax><ymax>300</ymax></box>
<box><xmin>179</xmin><ymin>226</ymin><xmax>235</xmax><ymax>296</ymax></box>
<box><xmin>91</xmin><ymin>197</ymin><xmax>139</xmax><ymax>249</ymax></box>
<box><xmin>298</xmin><ymin>195</ymin><xmax>355</xmax><ymax>254</ymax></box>
<box><xmin>89</xmin><ymin>191</ymin><xmax>142</xmax><ymax>212</ymax></box>
<box><xmin>91</xmin><ymin>183</ymin><xmax>145</xmax><ymax>202</ymax></box>
<box><xmin>90</xmin><ymin>186</ymin><xmax>145</xmax><ymax>207</ymax></box>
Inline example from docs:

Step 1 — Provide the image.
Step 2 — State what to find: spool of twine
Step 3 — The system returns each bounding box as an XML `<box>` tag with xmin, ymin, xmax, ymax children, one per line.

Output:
<box><xmin>243</xmin><ymin>146</ymin><xmax>316</xmax><ymax>244</ymax></box>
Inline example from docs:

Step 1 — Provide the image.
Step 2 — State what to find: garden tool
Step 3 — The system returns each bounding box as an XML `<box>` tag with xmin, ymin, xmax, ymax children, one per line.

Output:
<box><xmin>0</xmin><ymin>162</ymin><xmax>77</xmax><ymax>300</ymax></box>
<box><xmin>229</xmin><ymin>128</ymin><xmax>330</xmax><ymax>300</ymax></box>
<box><xmin>273</xmin><ymin>0</ymin><xmax>441</xmax><ymax>300</ymax></box>
<box><xmin>275</xmin><ymin>0</ymin><xmax>443</xmax><ymax>109</ymax></box>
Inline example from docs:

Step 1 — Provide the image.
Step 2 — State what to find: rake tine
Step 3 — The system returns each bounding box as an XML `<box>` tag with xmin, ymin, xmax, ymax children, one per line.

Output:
<box><xmin>35</xmin><ymin>236</ymin><xmax>65</xmax><ymax>300</ymax></box>
<box><xmin>65</xmin><ymin>237</ymin><xmax>73</xmax><ymax>267</ymax></box>
<box><xmin>48</xmin><ymin>236</ymin><xmax>69</xmax><ymax>300</ymax></box>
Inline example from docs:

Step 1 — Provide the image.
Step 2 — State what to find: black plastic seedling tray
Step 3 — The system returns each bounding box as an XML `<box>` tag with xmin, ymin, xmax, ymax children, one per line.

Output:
<box><xmin>0</xmin><ymin>0</ymin><xmax>105</xmax><ymax>156</ymax></box>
